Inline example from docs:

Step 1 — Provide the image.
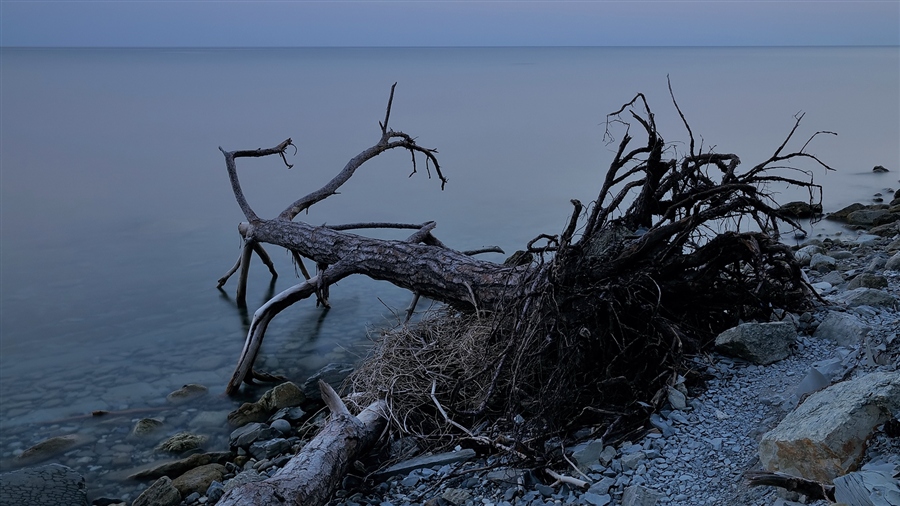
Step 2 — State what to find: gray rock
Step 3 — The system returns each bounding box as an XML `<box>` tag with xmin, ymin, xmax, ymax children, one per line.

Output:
<box><xmin>571</xmin><ymin>439</ymin><xmax>605</xmax><ymax>472</ymax></box>
<box><xmin>813</xmin><ymin>311</ymin><xmax>871</xmax><ymax>347</ymax></box>
<box><xmin>16</xmin><ymin>434</ymin><xmax>95</xmax><ymax>466</ymax></box>
<box><xmin>249</xmin><ymin>438</ymin><xmax>291</xmax><ymax>460</ymax></box>
<box><xmin>621</xmin><ymin>451</ymin><xmax>645</xmax><ymax>471</ymax></box>
<box><xmin>835</xmin><ymin>288</ymin><xmax>897</xmax><ymax>309</ymax></box>
<box><xmin>171</xmin><ymin>463</ymin><xmax>225</xmax><ymax>497</ymax></box>
<box><xmin>0</xmin><ymin>464</ymin><xmax>88</xmax><ymax>506</ymax></box>
<box><xmin>228</xmin><ymin>382</ymin><xmax>305</xmax><ymax>427</ymax></box>
<box><xmin>649</xmin><ymin>413</ymin><xmax>675</xmax><ymax>437</ymax></box>
<box><xmin>166</xmin><ymin>384</ymin><xmax>209</xmax><ymax>405</ymax></box>
<box><xmin>156</xmin><ymin>432</ymin><xmax>208</xmax><ymax>453</ymax></box>
<box><xmin>127</xmin><ymin>451</ymin><xmax>230</xmax><ymax>480</ymax></box>
<box><xmin>714</xmin><ymin>322</ymin><xmax>795</xmax><ymax>365</ymax></box>
<box><xmin>759</xmin><ymin>371</ymin><xmax>900</xmax><ymax>482</ymax></box>
<box><xmin>301</xmin><ymin>363</ymin><xmax>355</xmax><ymax>399</ymax></box>
<box><xmin>847</xmin><ymin>209</ymin><xmax>889</xmax><ymax>226</ymax></box>
<box><xmin>270</xmin><ymin>418</ymin><xmax>292</xmax><ymax>435</ymax></box>
<box><xmin>667</xmin><ymin>386</ymin><xmax>687</xmax><ymax>410</ymax></box>
<box><xmin>778</xmin><ymin>201</ymin><xmax>822</xmax><ymax>219</ymax></box>
<box><xmin>269</xmin><ymin>406</ymin><xmax>306</xmax><ymax>423</ymax></box>
<box><xmin>826</xmin><ymin>203</ymin><xmax>867</xmax><ymax>223</ymax></box>
<box><xmin>588</xmin><ymin>476</ymin><xmax>616</xmax><ymax>495</ymax></box>
<box><xmin>442</xmin><ymin>487</ymin><xmax>472</xmax><ymax>505</ymax></box>
<box><xmin>132</xmin><ymin>476</ymin><xmax>181</xmax><ymax>506</ymax></box>
<box><xmin>377</xmin><ymin>449</ymin><xmax>476</xmax><ymax>478</ymax></box>
<box><xmin>886</xmin><ymin>251</ymin><xmax>900</xmax><ymax>271</ymax></box>
<box><xmin>130</xmin><ymin>418</ymin><xmax>164</xmax><ymax>438</ymax></box>
<box><xmin>206</xmin><ymin>480</ymin><xmax>225</xmax><ymax>503</ymax></box>
<box><xmin>847</xmin><ymin>273</ymin><xmax>889</xmax><ymax>289</ymax></box>
<box><xmin>809</xmin><ymin>253</ymin><xmax>837</xmax><ymax>272</ymax></box>
<box><xmin>622</xmin><ymin>485</ymin><xmax>661</xmax><ymax>506</ymax></box>
<box><xmin>229</xmin><ymin>422</ymin><xmax>280</xmax><ymax>449</ymax></box>
<box><xmin>260</xmin><ymin>382</ymin><xmax>305</xmax><ymax>411</ymax></box>
<box><xmin>821</xmin><ymin>271</ymin><xmax>846</xmax><ymax>286</ymax></box>
<box><xmin>583</xmin><ymin>492</ymin><xmax>612</xmax><ymax>506</ymax></box>
<box><xmin>795</xmin><ymin>245</ymin><xmax>825</xmax><ymax>266</ymax></box>
<box><xmin>873</xmin><ymin>165</ymin><xmax>890</xmax><ymax>173</ymax></box>
<box><xmin>833</xmin><ymin>467</ymin><xmax>900</xmax><ymax>506</ymax></box>
<box><xmin>857</xmin><ymin>233</ymin><xmax>886</xmax><ymax>246</ymax></box>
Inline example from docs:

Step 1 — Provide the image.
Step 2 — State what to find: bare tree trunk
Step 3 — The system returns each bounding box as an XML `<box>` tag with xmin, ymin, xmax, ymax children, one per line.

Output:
<box><xmin>217</xmin><ymin>381</ymin><xmax>386</xmax><ymax>506</ymax></box>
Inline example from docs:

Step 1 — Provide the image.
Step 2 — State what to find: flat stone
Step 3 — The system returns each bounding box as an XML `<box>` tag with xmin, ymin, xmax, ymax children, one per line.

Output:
<box><xmin>621</xmin><ymin>485</ymin><xmax>661</xmax><ymax>506</ymax></box>
<box><xmin>441</xmin><ymin>488</ymin><xmax>473</xmax><ymax>505</ymax></box>
<box><xmin>171</xmin><ymin>463</ymin><xmax>225</xmax><ymax>497</ymax></box>
<box><xmin>759</xmin><ymin>371</ymin><xmax>900</xmax><ymax>482</ymax></box>
<box><xmin>826</xmin><ymin>203</ymin><xmax>866</xmax><ymax>223</ymax></box>
<box><xmin>16</xmin><ymin>434</ymin><xmax>95</xmax><ymax>466</ymax></box>
<box><xmin>229</xmin><ymin>422</ymin><xmax>275</xmax><ymax>448</ymax></box>
<box><xmin>156</xmin><ymin>432</ymin><xmax>208</xmax><ymax>453</ymax></box>
<box><xmin>249</xmin><ymin>438</ymin><xmax>291</xmax><ymax>460</ymax></box>
<box><xmin>132</xmin><ymin>476</ymin><xmax>181</xmax><ymax>506</ymax></box>
<box><xmin>813</xmin><ymin>311</ymin><xmax>871</xmax><ymax>347</ymax></box>
<box><xmin>847</xmin><ymin>273</ymin><xmax>888</xmax><ymax>290</ymax></box>
<box><xmin>795</xmin><ymin>245</ymin><xmax>825</xmax><ymax>266</ymax></box>
<box><xmin>166</xmin><ymin>384</ymin><xmax>208</xmax><ymax>405</ymax></box>
<box><xmin>846</xmin><ymin>209</ymin><xmax>888</xmax><ymax>226</ymax></box>
<box><xmin>834</xmin><ymin>288</ymin><xmax>897</xmax><ymax>309</ymax></box>
<box><xmin>833</xmin><ymin>467</ymin><xmax>900</xmax><ymax>505</ymax></box>
<box><xmin>570</xmin><ymin>439</ymin><xmax>605</xmax><ymax>472</ymax></box>
<box><xmin>127</xmin><ymin>452</ymin><xmax>230</xmax><ymax>480</ymax></box>
<box><xmin>583</xmin><ymin>492</ymin><xmax>612</xmax><ymax>506</ymax></box>
<box><xmin>130</xmin><ymin>418</ymin><xmax>164</xmax><ymax>438</ymax></box>
<box><xmin>260</xmin><ymin>382</ymin><xmax>305</xmax><ymax>411</ymax></box>
<box><xmin>377</xmin><ymin>449</ymin><xmax>476</xmax><ymax>478</ymax></box>
<box><xmin>0</xmin><ymin>464</ymin><xmax>88</xmax><ymax>506</ymax></box>
<box><xmin>886</xmin><ymin>251</ymin><xmax>900</xmax><ymax>270</ymax></box>
<box><xmin>809</xmin><ymin>253</ymin><xmax>836</xmax><ymax>273</ymax></box>
<box><xmin>227</xmin><ymin>402</ymin><xmax>269</xmax><ymax>427</ymax></box>
<box><xmin>714</xmin><ymin>322</ymin><xmax>795</xmax><ymax>365</ymax></box>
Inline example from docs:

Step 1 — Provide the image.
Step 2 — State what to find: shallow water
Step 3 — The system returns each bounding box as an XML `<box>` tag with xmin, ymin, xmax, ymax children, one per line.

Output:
<box><xmin>1</xmin><ymin>46</ymin><xmax>897</xmax><ymax>500</ymax></box>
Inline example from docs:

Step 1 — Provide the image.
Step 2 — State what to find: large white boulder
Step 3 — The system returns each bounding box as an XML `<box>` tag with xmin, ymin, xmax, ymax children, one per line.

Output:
<box><xmin>759</xmin><ymin>371</ymin><xmax>900</xmax><ymax>483</ymax></box>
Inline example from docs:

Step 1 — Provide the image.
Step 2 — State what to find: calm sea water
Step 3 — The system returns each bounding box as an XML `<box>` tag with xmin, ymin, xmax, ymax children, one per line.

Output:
<box><xmin>1</xmin><ymin>47</ymin><xmax>898</xmax><ymax>499</ymax></box>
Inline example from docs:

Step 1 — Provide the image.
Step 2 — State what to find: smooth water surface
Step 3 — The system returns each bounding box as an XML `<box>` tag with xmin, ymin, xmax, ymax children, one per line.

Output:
<box><xmin>1</xmin><ymin>47</ymin><xmax>898</xmax><ymax>500</ymax></box>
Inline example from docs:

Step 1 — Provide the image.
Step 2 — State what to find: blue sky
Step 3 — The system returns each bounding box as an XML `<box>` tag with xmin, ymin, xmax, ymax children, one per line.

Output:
<box><xmin>1</xmin><ymin>1</ymin><xmax>898</xmax><ymax>47</ymax></box>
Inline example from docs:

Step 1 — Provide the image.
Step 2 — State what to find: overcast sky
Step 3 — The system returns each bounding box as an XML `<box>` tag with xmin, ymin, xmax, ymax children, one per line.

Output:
<box><xmin>1</xmin><ymin>1</ymin><xmax>898</xmax><ymax>47</ymax></box>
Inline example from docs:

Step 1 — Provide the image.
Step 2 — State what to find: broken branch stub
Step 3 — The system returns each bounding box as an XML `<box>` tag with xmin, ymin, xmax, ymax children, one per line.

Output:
<box><xmin>217</xmin><ymin>381</ymin><xmax>386</xmax><ymax>506</ymax></box>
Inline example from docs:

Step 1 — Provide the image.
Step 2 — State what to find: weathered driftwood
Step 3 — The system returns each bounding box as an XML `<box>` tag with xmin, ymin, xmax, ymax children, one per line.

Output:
<box><xmin>217</xmin><ymin>380</ymin><xmax>386</xmax><ymax>506</ymax></box>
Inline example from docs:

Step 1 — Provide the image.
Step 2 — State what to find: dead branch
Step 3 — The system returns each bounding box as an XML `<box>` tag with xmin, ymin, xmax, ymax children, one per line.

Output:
<box><xmin>217</xmin><ymin>381</ymin><xmax>386</xmax><ymax>506</ymax></box>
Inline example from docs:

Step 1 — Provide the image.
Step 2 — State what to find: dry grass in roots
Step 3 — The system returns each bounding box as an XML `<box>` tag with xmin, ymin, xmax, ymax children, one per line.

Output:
<box><xmin>346</xmin><ymin>308</ymin><xmax>506</xmax><ymax>446</ymax></box>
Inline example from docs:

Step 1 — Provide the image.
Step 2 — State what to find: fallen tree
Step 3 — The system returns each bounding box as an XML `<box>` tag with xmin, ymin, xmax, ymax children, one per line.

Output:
<box><xmin>215</xmin><ymin>82</ymin><xmax>833</xmax><ymax>503</ymax></box>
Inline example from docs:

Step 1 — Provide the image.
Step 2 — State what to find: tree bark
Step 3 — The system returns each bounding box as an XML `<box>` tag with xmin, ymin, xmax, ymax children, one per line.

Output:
<box><xmin>217</xmin><ymin>381</ymin><xmax>386</xmax><ymax>506</ymax></box>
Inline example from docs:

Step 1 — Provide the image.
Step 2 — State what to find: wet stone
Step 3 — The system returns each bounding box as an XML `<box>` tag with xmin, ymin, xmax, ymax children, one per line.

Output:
<box><xmin>249</xmin><ymin>438</ymin><xmax>291</xmax><ymax>460</ymax></box>
<box><xmin>156</xmin><ymin>432</ymin><xmax>208</xmax><ymax>453</ymax></box>
<box><xmin>0</xmin><ymin>463</ymin><xmax>88</xmax><ymax>506</ymax></box>
<box><xmin>166</xmin><ymin>384</ymin><xmax>209</xmax><ymax>405</ymax></box>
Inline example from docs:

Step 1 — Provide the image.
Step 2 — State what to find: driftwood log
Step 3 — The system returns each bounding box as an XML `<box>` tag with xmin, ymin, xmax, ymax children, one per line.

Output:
<box><xmin>215</xmin><ymin>82</ymin><xmax>833</xmax><ymax>501</ymax></box>
<box><xmin>217</xmin><ymin>380</ymin><xmax>386</xmax><ymax>506</ymax></box>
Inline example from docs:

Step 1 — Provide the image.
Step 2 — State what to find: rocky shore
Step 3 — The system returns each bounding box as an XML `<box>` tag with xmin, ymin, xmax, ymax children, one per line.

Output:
<box><xmin>2</xmin><ymin>194</ymin><xmax>900</xmax><ymax>506</ymax></box>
